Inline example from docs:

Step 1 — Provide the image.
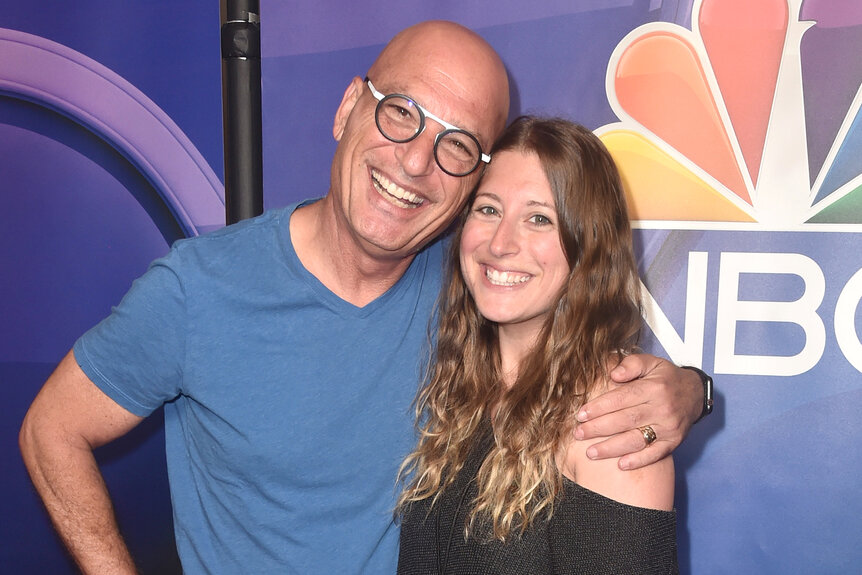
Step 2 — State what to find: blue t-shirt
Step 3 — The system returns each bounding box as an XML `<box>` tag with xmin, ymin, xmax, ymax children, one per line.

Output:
<box><xmin>74</xmin><ymin>202</ymin><xmax>444</xmax><ymax>573</ymax></box>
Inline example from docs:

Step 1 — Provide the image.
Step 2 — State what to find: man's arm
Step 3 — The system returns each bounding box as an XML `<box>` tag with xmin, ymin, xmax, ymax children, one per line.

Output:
<box><xmin>574</xmin><ymin>354</ymin><xmax>706</xmax><ymax>470</ymax></box>
<box><xmin>19</xmin><ymin>350</ymin><xmax>144</xmax><ymax>575</ymax></box>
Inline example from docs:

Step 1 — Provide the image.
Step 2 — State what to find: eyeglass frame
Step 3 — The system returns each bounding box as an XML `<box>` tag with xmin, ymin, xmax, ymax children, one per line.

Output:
<box><xmin>365</xmin><ymin>78</ymin><xmax>491</xmax><ymax>177</ymax></box>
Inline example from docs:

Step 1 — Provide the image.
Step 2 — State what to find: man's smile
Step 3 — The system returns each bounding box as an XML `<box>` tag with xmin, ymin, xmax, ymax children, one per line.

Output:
<box><xmin>371</xmin><ymin>169</ymin><xmax>424</xmax><ymax>208</ymax></box>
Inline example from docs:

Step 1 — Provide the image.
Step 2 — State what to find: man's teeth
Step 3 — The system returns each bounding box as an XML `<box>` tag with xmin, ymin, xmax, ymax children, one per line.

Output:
<box><xmin>372</xmin><ymin>170</ymin><xmax>423</xmax><ymax>207</ymax></box>
<box><xmin>486</xmin><ymin>268</ymin><xmax>530</xmax><ymax>286</ymax></box>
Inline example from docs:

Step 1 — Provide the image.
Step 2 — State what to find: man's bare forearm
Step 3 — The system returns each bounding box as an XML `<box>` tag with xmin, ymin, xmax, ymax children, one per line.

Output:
<box><xmin>20</xmin><ymin>414</ymin><xmax>137</xmax><ymax>574</ymax></box>
<box><xmin>19</xmin><ymin>351</ymin><xmax>143</xmax><ymax>574</ymax></box>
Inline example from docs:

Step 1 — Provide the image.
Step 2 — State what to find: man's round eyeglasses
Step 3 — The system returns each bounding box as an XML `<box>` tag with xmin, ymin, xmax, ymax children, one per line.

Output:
<box><xmin>366</xmin><ymin>78</ymin><xmax>490</xmax><ymax>177</ymax></box>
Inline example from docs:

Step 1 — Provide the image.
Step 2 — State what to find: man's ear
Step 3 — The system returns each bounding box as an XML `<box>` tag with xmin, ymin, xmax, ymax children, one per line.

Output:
<box><xmin>333</xmin><ymin>77</ymin><xmax>365</xmax><ymax>141</ymax></box>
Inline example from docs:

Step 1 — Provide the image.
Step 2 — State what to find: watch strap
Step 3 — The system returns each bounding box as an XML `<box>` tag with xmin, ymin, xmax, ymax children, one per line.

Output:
<box><xmin>681</xmin><ymin>365</ymin><xmax>713</xmax><ymax>423</ymax></box>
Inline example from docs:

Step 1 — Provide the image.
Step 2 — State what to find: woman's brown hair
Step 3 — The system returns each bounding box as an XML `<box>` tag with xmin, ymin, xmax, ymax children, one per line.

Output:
<box><xmin>398</xmin><ymin>116</ymin><xmax>643</xmax><ymax>540</ymax></box>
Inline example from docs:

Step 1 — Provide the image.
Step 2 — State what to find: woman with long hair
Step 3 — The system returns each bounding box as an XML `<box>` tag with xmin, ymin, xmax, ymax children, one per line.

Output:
<box><xmin>397</xmin><ymin>116</ymin><xmax>678</xmax><ymax>574</ymax></box>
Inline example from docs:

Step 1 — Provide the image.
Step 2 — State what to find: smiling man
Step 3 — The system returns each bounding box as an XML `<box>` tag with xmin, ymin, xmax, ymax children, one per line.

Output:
<box><xmin>289</xmin><ymin>22</ymin><xmax>508</xmax><ymax>308</ymax></box>
<box><xmin>20</xmin><ymin>21</ymin><xmax>707</xmax><ymax>574</ymax></box>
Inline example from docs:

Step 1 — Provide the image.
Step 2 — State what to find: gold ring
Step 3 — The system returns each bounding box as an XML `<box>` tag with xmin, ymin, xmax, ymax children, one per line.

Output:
<box><xmin>638</xmin><ymin>425</ymin><xmax>657</xmax><ymax>447</ymax></box>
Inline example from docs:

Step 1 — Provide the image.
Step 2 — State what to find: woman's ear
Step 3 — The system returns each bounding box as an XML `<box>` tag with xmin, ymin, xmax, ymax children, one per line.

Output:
<box><xmin>333</xmin><ymin>76</ymin><xmax>365</xmax><ymax>141</ymax></box>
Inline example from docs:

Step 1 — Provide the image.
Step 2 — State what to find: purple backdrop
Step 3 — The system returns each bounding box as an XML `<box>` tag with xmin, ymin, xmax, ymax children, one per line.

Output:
<box><xmin>2</xmin><ymin>1</ymin><xmax>860</xmax><ymax>573</ymax></box>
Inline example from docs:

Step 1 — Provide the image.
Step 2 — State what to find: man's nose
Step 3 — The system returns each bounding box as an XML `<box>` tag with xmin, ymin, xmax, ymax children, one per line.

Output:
<box><xmin>395</xmin><ymin>129</ymin><xmax>437</xmax><ymax>177</ymax></box>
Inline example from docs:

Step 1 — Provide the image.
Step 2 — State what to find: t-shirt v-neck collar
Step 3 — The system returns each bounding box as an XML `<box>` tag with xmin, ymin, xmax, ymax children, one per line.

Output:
<box><xmin>279</xmin><ymin>199</ymin><xmax>428</xmax><ymax>318</ymax></box>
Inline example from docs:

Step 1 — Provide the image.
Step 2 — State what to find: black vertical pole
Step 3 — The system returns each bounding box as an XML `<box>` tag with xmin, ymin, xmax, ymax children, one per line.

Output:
<box><xmin>221</xmin><ymin>0</ymin><xmax>263</xmax><ymax>224</ymax></box>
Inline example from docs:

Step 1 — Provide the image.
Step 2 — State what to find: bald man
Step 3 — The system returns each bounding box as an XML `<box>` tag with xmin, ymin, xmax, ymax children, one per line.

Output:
<box><xmin>20</xmin><ymin>21</ymin><xmax>705</xmax><ymax>574</ymax></box>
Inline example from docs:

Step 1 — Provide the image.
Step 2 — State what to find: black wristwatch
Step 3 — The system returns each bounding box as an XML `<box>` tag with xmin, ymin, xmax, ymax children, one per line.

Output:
<box><xmin>681</xmin><ymin>365</ymin><xmax>713</xmax><ymax>423</ymax></box>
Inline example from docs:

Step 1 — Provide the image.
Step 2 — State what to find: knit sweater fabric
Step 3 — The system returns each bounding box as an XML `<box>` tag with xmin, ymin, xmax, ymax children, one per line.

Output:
<box><xmin>398</xmin><ymin>421</ymin><xmax>678</xmax><ymax>574</ymax></box>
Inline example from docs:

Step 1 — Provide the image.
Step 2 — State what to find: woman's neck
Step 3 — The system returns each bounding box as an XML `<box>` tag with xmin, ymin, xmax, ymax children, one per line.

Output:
<box><xmin>497</xmin><ymin>323</ymin><xmax>543</xmax><ymax>388</ymax></box>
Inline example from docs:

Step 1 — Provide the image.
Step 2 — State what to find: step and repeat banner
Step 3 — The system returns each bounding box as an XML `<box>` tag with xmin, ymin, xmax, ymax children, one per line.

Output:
<box><xmin>3</xmin><ymin>0</ymin><xmax>860</xmax><ymax>572</ymax></box>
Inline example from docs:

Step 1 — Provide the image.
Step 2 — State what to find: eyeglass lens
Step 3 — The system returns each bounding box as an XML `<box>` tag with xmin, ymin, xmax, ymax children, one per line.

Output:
<box><xmin>375</xmin><ymin>94</ymin><xmax>481</xmax><ymax>176</ymax></box>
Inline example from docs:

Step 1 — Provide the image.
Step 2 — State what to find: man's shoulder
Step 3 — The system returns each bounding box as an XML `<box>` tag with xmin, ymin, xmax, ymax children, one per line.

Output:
<box><xmin>188</xmin><ymin>205</ymin><xmax>291</xmax><ymax>243</ymax></box>
<box><xmin>143</xmin><ymin>206</ymin><xmax>296</xmax><ymax>283</ymax></box>
<box><xmin>170</xmin><ymin>205</ymin><xmax>297</xmax><ymax>257</ymax></box>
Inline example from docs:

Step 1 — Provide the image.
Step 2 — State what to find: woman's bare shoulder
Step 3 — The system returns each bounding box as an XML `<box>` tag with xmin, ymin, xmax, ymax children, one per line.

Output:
<box><xmin>559</xmin><ymin>374</ymin><xmax>675</xmax><ymax>511</ymax></box>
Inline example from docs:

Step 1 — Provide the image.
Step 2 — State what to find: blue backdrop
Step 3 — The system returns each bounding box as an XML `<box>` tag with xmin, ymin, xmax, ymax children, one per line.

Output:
<box><xmin>3</xmin><ymin>1</ymin><xmax>861</xmax><ymax>573</ymax></box>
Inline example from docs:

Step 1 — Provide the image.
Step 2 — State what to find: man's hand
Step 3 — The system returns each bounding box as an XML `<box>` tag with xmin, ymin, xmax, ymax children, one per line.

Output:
<box><xmin>574</xmin><ymin>354</ymin><xmax>703</xmax><ymax>470</ymax></box>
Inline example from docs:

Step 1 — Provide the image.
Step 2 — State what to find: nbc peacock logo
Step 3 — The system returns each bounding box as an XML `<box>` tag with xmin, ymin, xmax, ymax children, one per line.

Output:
<box><xmin>596</xmin><ymin>0</ymin><xmax>862</xmax><ymax>376</ymax></box>
<box><xmin>597</xmin><ymin>0</ymin><xmax>862</xmax><ymax>231</ymax></box>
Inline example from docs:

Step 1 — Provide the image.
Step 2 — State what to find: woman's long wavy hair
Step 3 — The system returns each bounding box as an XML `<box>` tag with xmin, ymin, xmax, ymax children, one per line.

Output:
<box><xmin>397</xmin><ymin>116</ymin><xmax>643</xmax><ymax>540</ymax></box>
